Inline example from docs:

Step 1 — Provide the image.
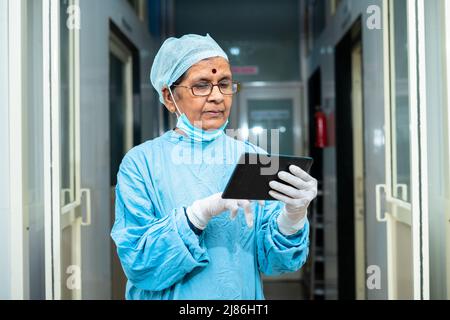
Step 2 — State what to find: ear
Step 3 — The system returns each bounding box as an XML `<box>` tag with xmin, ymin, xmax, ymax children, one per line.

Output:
<box><xmin>162</xmin><ymin>87</ymin><xmax>177</xmax><ymax>114</ymax></box>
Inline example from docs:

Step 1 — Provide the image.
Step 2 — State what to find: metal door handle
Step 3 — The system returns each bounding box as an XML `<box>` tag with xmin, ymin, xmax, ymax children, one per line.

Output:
<box><xmin>396</xmin><ymin>184</ymin><xmax>408</xmax><ymax>202</ymax></box>
<box><xmin>376</xmin><ymin>184</ymin><xmax>387</xmax><ymax>222</ymax></box>
<box><xmin>80</xmin><ymin>188</ymin><xmax>91</xmax><ymax>226</ymax></box>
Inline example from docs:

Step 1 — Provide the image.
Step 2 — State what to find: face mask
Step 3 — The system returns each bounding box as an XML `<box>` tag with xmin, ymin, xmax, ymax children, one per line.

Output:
<box><xmin>168</xmin><ymin>87</ymin><xmax>228</xmax><ymax>142</ymax></box>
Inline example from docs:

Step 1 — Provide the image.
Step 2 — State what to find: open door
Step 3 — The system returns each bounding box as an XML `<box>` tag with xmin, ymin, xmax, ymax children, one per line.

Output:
<box><xmin>335</xmin><ymin>20</ymin><xmax>365</xmax><ymax>300</ymax></box>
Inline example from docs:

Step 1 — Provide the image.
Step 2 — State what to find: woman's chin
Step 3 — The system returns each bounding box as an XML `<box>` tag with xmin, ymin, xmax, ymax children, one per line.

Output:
<box><xmin>202</xmin><ymin>116</ymin><xmax>227</xmax><ymax>131</ymax></box>
<box><xmin>202</xmin><ymin>119</ymin><xmax>227</xmax><ymax>131</ymax></box>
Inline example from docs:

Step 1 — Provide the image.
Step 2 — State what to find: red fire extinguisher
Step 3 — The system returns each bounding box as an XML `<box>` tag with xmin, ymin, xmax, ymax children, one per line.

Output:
<box><xmin>314</xmin><ymin>106</ymin><xmax>327</xmax><ymax>148</ymax></box>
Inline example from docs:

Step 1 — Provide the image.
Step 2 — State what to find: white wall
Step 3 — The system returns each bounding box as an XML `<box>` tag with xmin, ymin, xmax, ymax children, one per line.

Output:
<box><xmin>78</xmin><ymin>0</ymin><xmax>156</xmax><ymax>299</ymax></box>
<box><xmin>0</xmin><ymin>0</ymin><xmax>12</xmax><ymax>300</ymax></box>
<box><xmin>305</xmin><ymin>0</ymin><xmax>387</xmax><ymax>299</ymax></box>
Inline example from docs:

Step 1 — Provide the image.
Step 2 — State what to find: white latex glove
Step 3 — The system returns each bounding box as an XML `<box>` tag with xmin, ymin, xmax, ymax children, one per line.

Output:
<box><xmin>186</xmin><ymin>192</ymin><xmax>260</xmax><ymax>230</ymax></box>
<box><xmin>269</xmin><ymin>165</ymin><xmax>318</xmax><ymax>235</ymax></box>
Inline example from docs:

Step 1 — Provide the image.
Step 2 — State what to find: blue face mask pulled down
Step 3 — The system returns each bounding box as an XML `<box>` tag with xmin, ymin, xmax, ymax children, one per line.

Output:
<box><xmin>176</xmin><ymin>114</ymin><xmax>228</xmax><ymax>142</ymax></box>
<box><xmin>169</xmin><ymin>87</ymin><xmax>228</xmax><ymax>142</ymax></box>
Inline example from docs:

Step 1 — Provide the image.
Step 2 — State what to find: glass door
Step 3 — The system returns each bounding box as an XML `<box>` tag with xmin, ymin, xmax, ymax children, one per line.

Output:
<box><xmin>379</xmin><ymin>0</ymin><xmax>429</xmax><ymax>299</ymax></box>
<box><xmin>44</xmin><ymin>0</ymin><xmax>91</xmax><ymax>300</ymax></box>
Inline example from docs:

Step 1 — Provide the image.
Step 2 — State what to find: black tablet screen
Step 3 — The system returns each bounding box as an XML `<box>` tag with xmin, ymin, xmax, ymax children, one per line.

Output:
<box><xmin>222</xmin><ymin>153</ymin><xmax>314</xmax><ymax>200</ymax></box>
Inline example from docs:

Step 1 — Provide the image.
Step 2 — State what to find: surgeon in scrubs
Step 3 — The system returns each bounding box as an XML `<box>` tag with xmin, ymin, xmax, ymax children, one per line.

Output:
<box><xmin>111</xmin><ymin>34</ymin><xmax>318</xmax><ymax>300</ymax></box>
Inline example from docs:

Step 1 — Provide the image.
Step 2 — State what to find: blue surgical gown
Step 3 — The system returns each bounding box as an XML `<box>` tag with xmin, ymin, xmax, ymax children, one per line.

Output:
<box><xmin>111</xmin><ymin>130</ymin><xmax>310</xmax><ymax>300</ymax></box>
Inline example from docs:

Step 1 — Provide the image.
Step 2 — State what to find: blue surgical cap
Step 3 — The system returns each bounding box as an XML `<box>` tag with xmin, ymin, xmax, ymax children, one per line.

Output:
<box><xmin>150</xmin><ymin>33</ymin><xmax>229</xmax><ymax>104</ymax></box>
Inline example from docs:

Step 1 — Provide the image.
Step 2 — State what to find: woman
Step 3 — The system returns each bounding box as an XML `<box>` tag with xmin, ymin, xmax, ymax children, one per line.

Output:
<box><xmin>111</xmin><ymin>34</ymin><xmax>318</xmax><ymax>300</ymax></box>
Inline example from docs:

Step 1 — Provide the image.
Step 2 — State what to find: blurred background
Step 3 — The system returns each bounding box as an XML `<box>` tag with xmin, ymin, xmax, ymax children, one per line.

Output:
<box><xmin>1</xmin><ymin>0</ymin><xmax>450</xmax><ymax>300</ymax></box>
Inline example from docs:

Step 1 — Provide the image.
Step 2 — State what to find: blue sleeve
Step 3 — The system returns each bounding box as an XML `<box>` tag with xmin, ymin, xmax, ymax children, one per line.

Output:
<box><xmin>256</xmin><ymin>200</ymin><xmax>310</xmax><ymax>276</ymax></box>
<box><xmin>110</xmin><ymin>152</ymin><xmax>209</xmax><ymax>292</ymax></box>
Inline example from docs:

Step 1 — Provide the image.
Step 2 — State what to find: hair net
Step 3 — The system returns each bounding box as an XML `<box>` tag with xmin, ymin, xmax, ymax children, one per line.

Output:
<box><xmin>150</xmin><ymin>33</ymin><xmax>229</xmax><ymax>104</ymax></box>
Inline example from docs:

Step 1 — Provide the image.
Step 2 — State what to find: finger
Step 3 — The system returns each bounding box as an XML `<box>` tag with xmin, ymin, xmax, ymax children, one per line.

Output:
<box><xmin>302</xmin><ymin>189</ymin><xmax>318</xmax><ymax>201</ymax></box>
<box><xmin>278</xmin><ymin>171</ymin><xmax>308</xmax><ymax>190</ymax></box>
<box><xmin>225</xmin><ymin>200</ymin><xmax>239</xmax><ymax>219</ymax></box>
<box><xmin>229</xmin><ymin>206</ymin><xmax>239</xmax><ymax>219</ymax></box>
<box><xmin>243</xmin><ymin>202</ymin><xmax>254</xmax><ymax>228</ymax></box>
<box><xmin>289</xmin><ymin>190</ymin><xmax>316</xmax><ymax>206</ymax></box>
<box><xmin>289</xmin><ymin>165</ymin><xmax>314</xmax><ymax>182</ymax></box>
<box><xmin>236</xmin><ymin>200</ymin><xmax>254</xmax><ymax>228</ymax></box>
<box><xmin>268</xmin><ymin>190</ymin><xmax>296</xmax><ymax>206</ymax></box>
<box><xmin>237</xmin><ymin>199</ymin><xmax>251</xmax><ymax>207</ymax></box>
<box><xmin>269</xmin><ymin>180</ymin><xmax>300</xmax><ymax>199</ymax></box>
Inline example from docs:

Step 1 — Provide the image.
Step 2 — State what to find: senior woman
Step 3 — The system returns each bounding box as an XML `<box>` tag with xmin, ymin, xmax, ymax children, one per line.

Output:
<box><xmin>111</xmin><ymin>34</ymin><xmax>318</xmax><ymax>300</ymax></box>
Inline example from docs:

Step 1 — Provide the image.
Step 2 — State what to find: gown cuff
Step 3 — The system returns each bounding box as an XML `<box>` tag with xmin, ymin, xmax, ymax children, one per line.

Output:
<box><xmin>276</xmin><ymin>210</ymin><xmax>308</xmax><ymax>236</ymax></box>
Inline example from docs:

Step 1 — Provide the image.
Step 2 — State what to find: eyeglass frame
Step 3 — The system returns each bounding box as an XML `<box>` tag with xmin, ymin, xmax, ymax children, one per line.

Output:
<box><xmin>171</xmin><ymin>81</ymin><xmax>241</xmax><ymax>96</ymax></box>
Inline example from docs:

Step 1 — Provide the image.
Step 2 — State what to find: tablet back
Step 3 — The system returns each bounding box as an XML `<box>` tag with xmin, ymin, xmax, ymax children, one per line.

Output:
<box><xmin>222</xmin><ymin>153</ymin><xmax>314</xmax><ymax>200</ymax></box>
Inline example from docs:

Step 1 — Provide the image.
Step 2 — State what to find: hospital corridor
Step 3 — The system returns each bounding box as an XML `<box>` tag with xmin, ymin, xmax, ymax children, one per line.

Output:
<box><xmin>2</xmin><ymin>0</ymin><xmax>450</xmax><ymax>301</ymax></box>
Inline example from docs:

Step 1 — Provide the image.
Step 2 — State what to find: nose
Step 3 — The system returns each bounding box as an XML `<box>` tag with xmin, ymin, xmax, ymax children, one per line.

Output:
<box><xmin>207</xmin><ymin>84</ymin><xmax>224</xmax><ymax>103</ymax></box>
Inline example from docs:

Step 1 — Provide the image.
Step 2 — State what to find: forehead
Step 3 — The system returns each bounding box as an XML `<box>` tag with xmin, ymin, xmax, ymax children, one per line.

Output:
<box><xmin>184</xmin><ymin>57</ymin><xmax>231</xmax><ymax>80</ymax></box>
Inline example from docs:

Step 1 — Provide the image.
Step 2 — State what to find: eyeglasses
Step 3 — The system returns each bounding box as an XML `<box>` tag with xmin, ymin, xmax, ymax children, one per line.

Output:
<box><xmin>172</xmin><ymin>81</ymin><xmax>240</xmax><ymax>96</ymax></box>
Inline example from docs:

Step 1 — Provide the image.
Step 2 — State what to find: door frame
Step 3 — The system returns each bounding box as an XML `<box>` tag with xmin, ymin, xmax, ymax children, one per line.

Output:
<box><xmin>445</xmin><ymin>0</ymin><xmax>450</xmax><ymax>299</ymax></box>
<box><xmin>108</xmin><ymin>30</ymin><xmax>134</xmax><ymax>300</ymax></box>
<box><xmin>7</xmin><ymin>0</ymin><xmax>29</xmax><ymax>300</ymax></box>
<box><xmin>334</xmin><ymin>20</ymin><xmax>361</xmax><ymax>300</ymax></box>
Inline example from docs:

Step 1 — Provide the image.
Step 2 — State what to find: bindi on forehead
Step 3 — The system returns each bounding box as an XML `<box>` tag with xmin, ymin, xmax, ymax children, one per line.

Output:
<box><xmin>212</xmin><ymin>68</ymin><xmax>217</xmax><ymax>74</ymax></box>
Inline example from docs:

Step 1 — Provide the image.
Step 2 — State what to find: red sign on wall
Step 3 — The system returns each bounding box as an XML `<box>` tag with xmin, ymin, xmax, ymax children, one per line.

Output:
<box><xmin>231</xmin><ymin>66</ymin><xmax>259</xmax><ymax>75</ymax></box>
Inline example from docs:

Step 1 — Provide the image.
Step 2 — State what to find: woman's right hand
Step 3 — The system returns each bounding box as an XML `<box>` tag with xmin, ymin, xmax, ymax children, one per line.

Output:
<box><xmin>186</xmin><ymin>192</ymin><xmax>256</xmax><ymax>230</ymax></box>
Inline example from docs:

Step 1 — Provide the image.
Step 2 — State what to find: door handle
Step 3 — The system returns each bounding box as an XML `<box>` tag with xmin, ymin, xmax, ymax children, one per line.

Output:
<box><xmin>376</xmin><ymin>184</ymin><xmax>387</xmax><ymax>222</ymax></box>
<box><xmin>396</xmin><ymin>184</ymin><xmax>408</xmax><ymax>202</ymax></box>
<box><xmin>80</xmin><ymin>188</ymin><xmax>92</xmax><ymax>226</ymax></box>
<box><xmin>60</xmin><ymin>189</ymin><xmax>71</xmax><ymax>207</ymax></box>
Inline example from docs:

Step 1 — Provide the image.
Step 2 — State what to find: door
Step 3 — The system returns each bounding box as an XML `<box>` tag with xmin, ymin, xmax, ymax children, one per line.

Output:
<box><xmin>109</xmin><ymin>32</ymin><xmax>134</xmax><ymax>300</ymax></box>
<box><xmin>44</xmin><ymin>0</ymin><xmax>92</xmax><ymax>300</ymax></box>
<box><xmin>378</xmin><ymin>0</ymin><xmax>427</xmax><ymax>299</ymax></box>
<box><xmin>235</xmin><ymin>82</ymin><xmax>305</xmax><ymax>299</ymax></box>
<box><xmin>334</xmin><ymin>20</ymin><xmax>363</xmax><ymax>300</ymax></box>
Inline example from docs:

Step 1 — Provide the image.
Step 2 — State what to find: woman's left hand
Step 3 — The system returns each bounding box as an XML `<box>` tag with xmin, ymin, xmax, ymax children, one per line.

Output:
<box><xmin>268</xmin><ymin>165</ymin><xmax>318</xmax><ymax>235</ymax></box>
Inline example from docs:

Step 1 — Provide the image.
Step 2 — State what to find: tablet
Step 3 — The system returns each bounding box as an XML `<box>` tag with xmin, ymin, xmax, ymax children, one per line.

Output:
<box><xmin>221</xmin><ymin>153</ymin><xmax>314</xmax><ymax>200</ymax></box>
